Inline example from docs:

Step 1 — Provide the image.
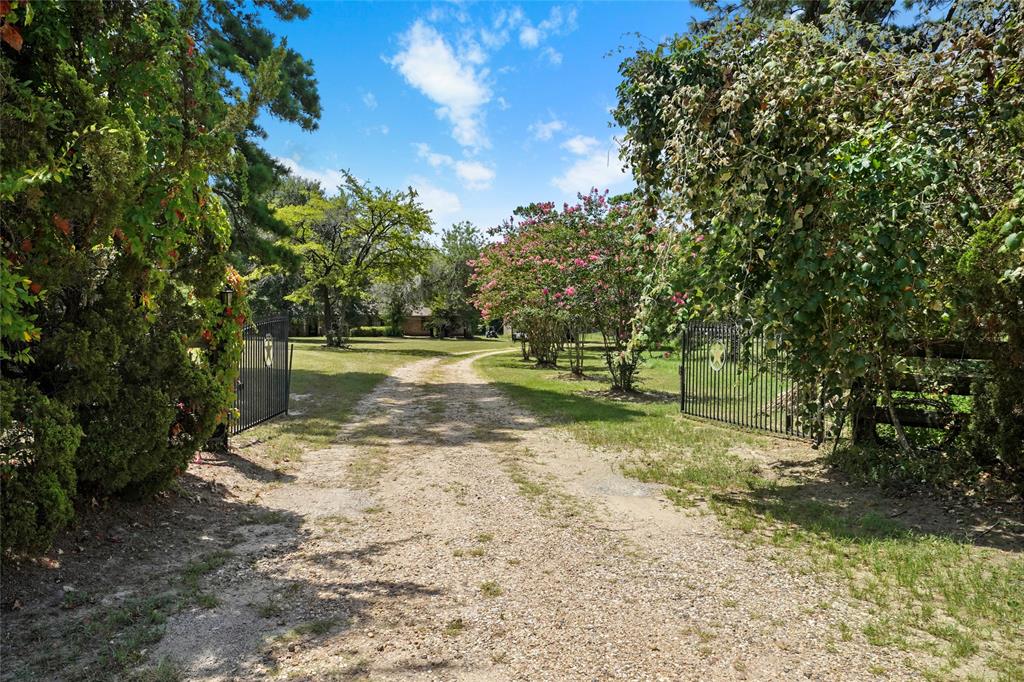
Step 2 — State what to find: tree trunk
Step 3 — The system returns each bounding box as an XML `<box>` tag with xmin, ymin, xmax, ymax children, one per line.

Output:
<box><xmin>334</xmin><ymin>295</ymin><xmax>351</xmax><ymax>347</ymax></box>
<box><xmin>320</xmin><ymin>285</ymin><xmax>338</xmax><ymax>346</ymax></box>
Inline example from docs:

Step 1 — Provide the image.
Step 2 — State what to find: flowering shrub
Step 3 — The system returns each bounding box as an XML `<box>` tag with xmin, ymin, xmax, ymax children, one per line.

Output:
<box><xmin>472</xmin><ymin>190</ymin><xmax>659</xmax><ymax>390</ymax></box>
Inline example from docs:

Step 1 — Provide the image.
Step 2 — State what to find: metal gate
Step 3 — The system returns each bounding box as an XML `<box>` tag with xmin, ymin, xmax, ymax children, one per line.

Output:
<box><xmin>680</xmin><ymin>321</ymin><xmax>810</xmax><ymax>438</ymax></box>
<box><xmin>229</xmin><ymin>314</ymin><xmax>293</xmax><ymax>435</ymax></box>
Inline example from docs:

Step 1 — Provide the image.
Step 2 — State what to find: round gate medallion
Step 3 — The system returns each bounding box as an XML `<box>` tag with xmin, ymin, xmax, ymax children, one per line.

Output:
<box><xmin>709</xmin><ymin>341</ymin><xmax>726</xmax><ymax>372</ymax></box>
<box><xmin>263</xmin><ymin>333</ymin><xmax>274</xmax><ymax>367</ymax></box>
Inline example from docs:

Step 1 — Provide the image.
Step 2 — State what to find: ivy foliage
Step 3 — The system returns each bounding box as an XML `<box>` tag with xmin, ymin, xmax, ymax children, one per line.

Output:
<box><xmin>615</xmin><ymin>1</ymin><xmax>1023</xmax><ymax>484</ymax></box>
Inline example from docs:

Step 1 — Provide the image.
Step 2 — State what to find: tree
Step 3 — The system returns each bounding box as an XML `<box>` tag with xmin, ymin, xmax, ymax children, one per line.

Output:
<box><xmin>276</xmin><ymin>172</ymin><xmax>433</xmax><ymax>346</ymax></box>
<box><xmin>614</xmin><ymin>2</ymin><xmax>1023</xmax><ymax>480</ymax></box>
<box><xmin>0</xmin><ymin>0</ymin><xmax>317</xmax><ymax>551</ymax></box>
<box><xmin>198</xmin><ymin>0</ymin><xmax>321</xmax><ymax>269</ymax></box>
<box><xmin>425</xmin><ymin>221</ymin><xmax>485</xmax><ymax>338</ymax></box>
<box><xmin>472</xmin><ymin>192</ymin><xmax>658</xmax><ymax>389</ymax></box>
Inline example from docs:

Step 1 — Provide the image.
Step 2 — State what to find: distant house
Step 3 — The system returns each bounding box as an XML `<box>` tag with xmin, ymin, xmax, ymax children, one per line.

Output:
<box><xmin>403</xmin><ymin>307</ymin><xmax>472</xmax><ymax>337</ymax></box>
<box><xmin>402</xmin><ymin>307</ymin><xmax>432</xmax><ymax>336</ymax></box>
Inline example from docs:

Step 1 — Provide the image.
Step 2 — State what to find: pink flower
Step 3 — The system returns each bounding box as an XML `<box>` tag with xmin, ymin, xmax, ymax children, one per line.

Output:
<box><xmin>542</xmin><ymin>287</ymin><xmax>549</xmax><ymax>295</ymax></box>
<box><xmin>565</xmin><ymin>286</ymin><xmax>576</xmax><ymax>296</ymax></box>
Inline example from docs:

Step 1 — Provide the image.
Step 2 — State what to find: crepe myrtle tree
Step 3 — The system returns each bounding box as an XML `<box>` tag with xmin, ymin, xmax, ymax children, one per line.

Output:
<box><xmin>471</xmin><ymin>205</ymin><xmax>568</xmax><ymax>366</ymax></box>
<box><xmin>471</xmin><ymin>190</ymin><xmax>659</xmax><ymax>391</ymax></box>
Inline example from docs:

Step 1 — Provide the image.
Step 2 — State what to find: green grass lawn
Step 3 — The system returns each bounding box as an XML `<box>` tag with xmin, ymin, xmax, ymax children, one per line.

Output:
<box><xmin>474</xmin><ymin>343</ymin><xmax>1024</xmax><ymax>680</ymax></box>
<box><xmin>476</xmin><ymin>344</ymin><xmax>767</xmax><ymax>489</ymax></box>
<box><xmin>237</xmin><ymin>335</ymin><xmax>512</xmax><ymax>463</ymax></box>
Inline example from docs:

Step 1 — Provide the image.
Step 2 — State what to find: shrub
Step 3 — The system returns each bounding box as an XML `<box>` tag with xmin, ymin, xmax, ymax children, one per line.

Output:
<box><xmin>1</xmin><ymin>380</ymin><xmax>81</xmax><ymax>553</ymax></box>
<box><xmin>967</xmin><ymin>371</ymin><xmax>1024</xmax><ymax>493</ymax></box>
<box><xmin>350</xmin><ymin>325</ymin><xmax>387</xmax><ymax>337</ymax></box>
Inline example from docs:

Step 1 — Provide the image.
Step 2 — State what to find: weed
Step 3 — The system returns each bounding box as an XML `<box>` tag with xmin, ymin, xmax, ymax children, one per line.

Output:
<box><xmin>240</xmin><ymin>510</ymin><xmax>289</xmax><ymax>525</ymax></box>
<box><xmin>61</xmin><ymin>588</ymin><xmax>92</xmax><ymax>610</ymax></box>
<box><xmin>480</xmin><ymin>581</ymin><xmax>503</xmax><ymax>597</ymax></box>
<box><xmin>293</xmin><ymin>618</ymin><xmax>337</xmax><ymax>637</ymax></box>
<box><xmin>443</xmin><ymin>618</ymin><xmax>466</xmax><ymax>636</ymax></box>
<box><xmin>254</xmin><ymin>596</ymin><xmax>285</xmax><ymax>619</ymax></box>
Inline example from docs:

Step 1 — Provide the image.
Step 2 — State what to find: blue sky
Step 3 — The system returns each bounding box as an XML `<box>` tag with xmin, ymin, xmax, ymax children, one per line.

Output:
<box><xmin>257</xmin><ymin>2</ymin><xmax>702</xmax><ymax>234</ymax></box>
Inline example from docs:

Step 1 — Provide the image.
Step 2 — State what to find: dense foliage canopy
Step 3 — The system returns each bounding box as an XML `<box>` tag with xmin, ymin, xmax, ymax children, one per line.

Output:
<box><xmin>614</xmin><ymin>0</ymin><xmax>1023</xmax><ymax>485</ymax></box>
<box><xmin>0</xmin><ymin>0</ymin><xmax>318</xmax><ymax>551</ymax></box>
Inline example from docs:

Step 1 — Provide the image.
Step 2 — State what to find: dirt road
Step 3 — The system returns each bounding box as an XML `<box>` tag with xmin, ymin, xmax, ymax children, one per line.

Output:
<box><xmin>150</xmin><ymin>351</ymin><xmax>915</xmax><ymax>680</ymax></box>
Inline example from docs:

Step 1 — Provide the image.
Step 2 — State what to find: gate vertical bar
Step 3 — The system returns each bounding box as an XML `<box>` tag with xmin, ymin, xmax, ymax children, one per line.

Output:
<box><xmin>679</xmin><ymin>329</ymin><xmax>686</xmax><ymax>414</ymax></box>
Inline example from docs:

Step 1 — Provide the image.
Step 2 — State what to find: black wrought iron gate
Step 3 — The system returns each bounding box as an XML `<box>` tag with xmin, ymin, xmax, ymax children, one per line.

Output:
<box><xmin>229</xmin><ymin>314</ymin><xmax>293</xmax><ymax>435</ymax></box>
<box><xmin>680</xmin><ymin>321</ymin><xmax>810</xmax><ymax>438</ymax></box>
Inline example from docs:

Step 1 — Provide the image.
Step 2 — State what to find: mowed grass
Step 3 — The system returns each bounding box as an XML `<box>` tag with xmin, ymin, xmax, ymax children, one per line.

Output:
<box><xmin>476</xmin><ymin>344</ymin><xmax>765</xmax><ymax>490</ymax></box>
<box><xmin>240</xmin><ymin>335</ymin><xmax>511</xmax><ymax>463</ymax></box>
<box><xmin>475</xmin><ymin>343</ymin><xmax>1024</xmax><ymax>680</ymax></box>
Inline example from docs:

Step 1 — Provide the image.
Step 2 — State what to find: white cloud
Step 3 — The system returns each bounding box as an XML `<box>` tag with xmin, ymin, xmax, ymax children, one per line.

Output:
<box><xmin>530</xmin><ymin>117</ymin><xmax>565</xmax><ymax>141</ymax></box>
<box><xmin>415</xmin><ymin>143</ymin><xmax>494</xmax><ymax>190</ymax></box>
<box><xmin>552</xmin><ymin>140</ymin><xmax>631</xmax><ymax>194</ymax></box>
<box><xmin>517</xmin><ymin>6</ymin><xmax>577</xmax><ymax>50</ymax></box>
<box><xmin>455</xmin><ymin>160</ymin><xmax>495</xmax><ymax>190</ymax></box>
<box><xmin>410</xmin><ymin>175</ymin><xmax>462</xmax><ymax>220</ymax></box>
<box><xmin>519</xmin><ymin>25</ymin><xmax>541</xmax><ymax>48</ymax></box>
<box><xmin>276</xmin><ymin>157</ymin><xmax>345</xmax><ymax>193</ymax></box>
<box><xmin>362</xmin><ymin>92</ymin><xmax>378</xmax><ymax>110</ymax></box>
<box><xmin>497</xmin><ymin>96</ymin><xmax>510</xmax><ymax>110</ymax></box>
<box><xmin>541</xmin><ymin>46</ymin><xmax>563</xmax><ymax>65</ymax></box>
<box><xmin>390</xmin><ymin>20</ymin><xmax>491</xmax><ymax>149</ymax></box>
<box><xmin>415</xmin><ymin>142</ymin><xmax>454</xmax><ymax>169</ymax></box>
<box><xmin>561</xmin><ymin>135</ymin><xmax>599</xmax><ymax>155</ymax></box>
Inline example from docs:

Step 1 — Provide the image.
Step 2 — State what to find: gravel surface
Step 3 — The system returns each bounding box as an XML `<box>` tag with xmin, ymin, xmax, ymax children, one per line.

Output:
<box><xmin>153</xmin><ymin>351</ymin><xmax>922</xmax><ymax>680</ymax></box>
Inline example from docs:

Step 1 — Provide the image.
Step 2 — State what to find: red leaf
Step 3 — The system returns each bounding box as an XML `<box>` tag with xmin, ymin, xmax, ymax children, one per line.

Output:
<box><xmin>53</xmin><ymin>214</ymin><xmax>71</xmax><ymax>236</ymax></box>
<box><xmin>174</xmin><ymin>209</ymin><xmax>185</xmax><ymax>222</ymax></box>
<box><xmin>1</xmin><ymin>23</ymin><xmax>22</xmax><ymax>52</ymax></box>
<box><xmin>20</xmin><ymin>238</ymin><xmax>31</xmax><ymax>253</ymax></box>
<box><xmin>28</xmin><ymin>281</ymin><xmax>41</xmax><ymax>295</ymax></box>
<box><xmin>112</xmin><ymin>228</ymin><xmax>125</xmax><ymax>242</ymax></box>
<box><xmin>0</xmin><ymin>2</ymin><xmax>12</xmax><ymax>16</ymax></box>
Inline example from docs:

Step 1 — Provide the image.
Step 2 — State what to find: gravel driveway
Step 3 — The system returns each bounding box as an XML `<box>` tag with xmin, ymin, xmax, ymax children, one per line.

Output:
<box><xmin>155</xmin><ymin>351</ymin><xmax>920</xmax><ymax>680</ymax></box>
